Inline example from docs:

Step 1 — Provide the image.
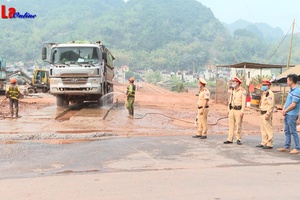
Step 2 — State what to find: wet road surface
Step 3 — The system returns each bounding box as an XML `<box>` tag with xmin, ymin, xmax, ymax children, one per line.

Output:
<box><xmin>0</xmin><ymin>102</ymin><xmax>200</xmax><ymax>137</ymax></box>
<box><xmin>1</xmin><ymin>134</ymin><xmax>300</xmax><ymax>199</ymax></box>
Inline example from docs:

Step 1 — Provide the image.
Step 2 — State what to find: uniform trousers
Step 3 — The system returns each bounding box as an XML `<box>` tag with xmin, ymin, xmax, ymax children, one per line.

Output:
<box><xmin>126</xmin><ymin>97</ymin><xmax>135</xmax><ymax>116</ymax></box>
<box><xmin>260</xmin><ymin>114</ymin><xmax>273</xmax><ymax>147</ymax></box>
<box><xmin>9</xmin><ymin>98</ymin><xmax>19</xmax><ymax>116</ymax></box>
<box><xmin>197</xmin><ymin>108</ymin><xmax>209</xmax><ymax>136</ymax></box>
<box><xmin>227</xmin><ymin>109</ymin><xmax>242</xmax><ymax>142</ymax></box>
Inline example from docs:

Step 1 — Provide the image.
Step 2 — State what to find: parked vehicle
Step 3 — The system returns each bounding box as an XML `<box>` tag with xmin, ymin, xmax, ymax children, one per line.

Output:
<box><xmin>42</xmin><ymin>41</ymin><xmax>115</xmax><ymax>107</ymax></box>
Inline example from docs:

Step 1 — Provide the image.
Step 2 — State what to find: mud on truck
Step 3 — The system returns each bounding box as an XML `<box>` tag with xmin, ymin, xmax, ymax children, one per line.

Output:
<box><xmin>42</xmin><ymin>41</ymin><xmax>115</xmax><ymax>107</ymax></box>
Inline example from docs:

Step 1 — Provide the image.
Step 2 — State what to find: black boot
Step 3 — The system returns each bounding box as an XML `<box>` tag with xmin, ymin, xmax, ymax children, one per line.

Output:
<box><xmin>129</xmin><ymin>108</ymin><xmax>133</xmax><ymax>117</ymax></box>
<box><xmin>10</xmin><ymin>107</ymin><xmax>13</xmax><ymax>117</ymax></box>
<box><xmin>15</xmin><ymin>108</ymin><xmax>19</xmax><ymax>118</ymax></box>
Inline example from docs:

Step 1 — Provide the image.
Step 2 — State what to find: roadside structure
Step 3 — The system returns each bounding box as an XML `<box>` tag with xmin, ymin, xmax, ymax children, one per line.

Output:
<box><xmin>272</xmin><ymin>65</ymin><xmax>300</xmax><ymax>84</ymax></box>
<box><xmin>216</xmin><ymin>62</ymin><xmax>288</xmax><ymax>105</ymax></box>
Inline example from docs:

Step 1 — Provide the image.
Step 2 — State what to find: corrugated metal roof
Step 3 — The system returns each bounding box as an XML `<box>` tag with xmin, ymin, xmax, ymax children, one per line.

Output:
<box><xmin>272</xmin><ymin>65</ymin><xmax>300</xmax><ymax>84</ymax></box>
<box><xmin>217</xmin><ymin>62</ymin><xmax>290</xmax><ymax>69</ymax></box>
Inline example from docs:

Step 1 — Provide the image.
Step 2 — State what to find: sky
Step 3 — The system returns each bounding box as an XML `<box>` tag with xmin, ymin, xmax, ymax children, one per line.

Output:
<box><xmin>198</xmin><ymin>0</ymin><xmax>300</xmax><ymax>33</ymax></box>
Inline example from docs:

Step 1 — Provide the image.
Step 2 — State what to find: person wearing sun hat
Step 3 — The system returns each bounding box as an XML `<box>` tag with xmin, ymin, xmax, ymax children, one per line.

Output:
<box><xmin>192</xmin><ymin>78</ymin><xmax>210</xmax><ymax>139</ymax></box>
<box><xmin>224</xmin><ymin>77</ymin><xmax>246</xmax><ymax>145</ymax></box>
<box><xmin>256</xmin><ymin>78</ymin><xmax>275</xmax><ymax>149</ymax></box>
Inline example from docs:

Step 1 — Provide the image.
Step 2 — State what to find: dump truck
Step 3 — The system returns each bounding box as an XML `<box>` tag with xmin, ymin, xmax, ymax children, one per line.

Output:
<box><xmin>42</xmin><ymin>41</ymin><xmax>115</xmax><ymax>107</ymax></box>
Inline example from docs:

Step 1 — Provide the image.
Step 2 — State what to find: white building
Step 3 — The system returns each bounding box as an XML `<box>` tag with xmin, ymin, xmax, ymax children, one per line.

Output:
<box><xmin>114</xmin><ymin>67</ymin><xmax>126</xmax><ymax>83</ymax></box>
<box><xmin>161</xmin><ymin>71</ymin><xmax>171</xmax><ymax>82</ymax></box>
<box><xmin>230</xmin><ymin>68</ymin><xmax>272</xmax><ymax>86</ymax></box>
<box><xmin>183</xmin><ymin>71</ymin><xmax>194</xmax><ymax>82</ymax></box>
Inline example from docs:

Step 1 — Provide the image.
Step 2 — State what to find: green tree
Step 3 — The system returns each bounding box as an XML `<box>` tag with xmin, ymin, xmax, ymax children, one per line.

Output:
<box><xmin>145</xmin><ymin>71</ymin><xmax>162</xmax><ymax>84</ymax></box>
<box><xmin>125</xmin><ymin>71</ymin><xmax>142</xmax><ymax>81</ymax></box>
<box><xmin>0</xmin><ymin>0</ymin><xmax>298</xmax><ymax>69</ymax></box>
<box><xmin>176</xmin><ymin>82</ymin><xmax>185</xmax><ymax>92</ymax></box>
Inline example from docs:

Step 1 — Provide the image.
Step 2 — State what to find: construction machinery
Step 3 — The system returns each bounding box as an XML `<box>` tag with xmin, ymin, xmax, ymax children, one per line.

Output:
<box><xmin>42</xmin><ymin>41</ymin><xmax>115</xmax><ymax>107</ymax></box>
<box><xmin>8</xmin><ymin>69</ymin><xmax>50</xmax><ymax>94</ymax></box>
<box><xmin>0</xmin><ymin>56</ymin><xmax>49</xmax><ymax>95</ymax></box>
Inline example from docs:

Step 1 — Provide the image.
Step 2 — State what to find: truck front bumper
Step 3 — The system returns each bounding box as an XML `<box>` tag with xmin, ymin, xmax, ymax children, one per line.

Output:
<box><xmin>50</xmin><ymin>86</ymin><xmax>102</xmax><ymax>95</ymax></box>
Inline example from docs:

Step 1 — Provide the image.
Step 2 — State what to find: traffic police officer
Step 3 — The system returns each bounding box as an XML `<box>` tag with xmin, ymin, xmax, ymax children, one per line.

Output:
<box><xmin>224</xmin><ymin>77</ymin><xmax>246</xmax><ymax>145</ymax></box>
<box><xmin>193</xmin><ymin>78</ymin><xmax>210</xmax><ymax>139</ymax></box>
<box><xmin>256</xmin><ymin>79</ymin><xmax>275</xmax><ymax>149</ymax></box>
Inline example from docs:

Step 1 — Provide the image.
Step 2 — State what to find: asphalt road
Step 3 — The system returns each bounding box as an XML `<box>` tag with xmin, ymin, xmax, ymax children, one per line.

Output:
<box><xmin>0</xmin><ymin>134</ymin><xmax>300</xmax><ymax>199</ymax></box>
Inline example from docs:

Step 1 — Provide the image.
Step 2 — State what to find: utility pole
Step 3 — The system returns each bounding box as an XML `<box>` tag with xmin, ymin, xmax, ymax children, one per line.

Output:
<box><xmin>281</xmin><ymin>19</ymin><xmax>295</xmax><ymax>108</ymax></box>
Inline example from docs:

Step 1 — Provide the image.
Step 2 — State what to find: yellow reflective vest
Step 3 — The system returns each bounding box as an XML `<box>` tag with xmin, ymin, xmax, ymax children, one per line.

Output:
<box><xmin>6</xmin><ymin>85</ymin><xmax>20</xmax><ymax>100</ymax></box>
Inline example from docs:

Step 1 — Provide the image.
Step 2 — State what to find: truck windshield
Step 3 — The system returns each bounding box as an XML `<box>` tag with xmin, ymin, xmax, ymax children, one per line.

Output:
<box><xmin>52</xmin><ymin>47</ymin><xmax>100</xmax><ymax>65</ymax></box>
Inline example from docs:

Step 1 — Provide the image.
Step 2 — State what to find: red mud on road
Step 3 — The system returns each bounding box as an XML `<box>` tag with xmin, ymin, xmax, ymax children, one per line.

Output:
<box><xmin>0</xmin><ymin>82</ymin><xmax>286</xmax><ymax>137</ymax></box>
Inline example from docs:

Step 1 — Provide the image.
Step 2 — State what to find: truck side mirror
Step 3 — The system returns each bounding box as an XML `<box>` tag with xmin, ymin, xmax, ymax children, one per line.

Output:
<box><xmin>102</xmin><ymin>52</ymin><xmax>107</xmax><ymax>61</ymax></box>
<box><xmin>42</xmin><ymin>47</ymin><xmax>47</xmax><ymax>60</ymax></box>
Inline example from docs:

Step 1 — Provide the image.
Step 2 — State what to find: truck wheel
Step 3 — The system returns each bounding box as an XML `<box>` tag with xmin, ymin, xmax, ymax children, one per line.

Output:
<box><xmin>97</xmin><ymin>96</ymin><xmax>103</xmax><ymax>107</ymax></box>
<box><xmin>108</xmin><ymin>86</ymin><xmax>114</xmax><ymax>104</ymax></box>
<box><xmin>56</xmin><ymin>95</ymin><xmax>64</xmax><ymax>107</ymax></box>
<box><xmin>42</xmin><ymin>87</ymin><xmax>48</xmax><ymax>93</ymax></box>
<box><xmin>28</xmin><ymin>89</ymin><xmax>35</xmax><ymax>94</ymax></box>
<box><xmin>63</xmin><ymin>100</ymin><xmax>69</xmax><ymax>107</ymax></box>
<box><xmin>108</xmin><ymin>95</ymin><xmax>113</xmax><ymax>104</ymax></box>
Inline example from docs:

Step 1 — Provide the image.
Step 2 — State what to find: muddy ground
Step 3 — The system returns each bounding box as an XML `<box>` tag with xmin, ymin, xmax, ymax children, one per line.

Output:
<box><xmin>0</xmin><ymin>82</ymin><xmax>286</xmax><ymax>139</ymax></box>
<box><xmin>0</xmin><ymin>82</ymin><xmax>298</xmax><ymax>200</ymax></box>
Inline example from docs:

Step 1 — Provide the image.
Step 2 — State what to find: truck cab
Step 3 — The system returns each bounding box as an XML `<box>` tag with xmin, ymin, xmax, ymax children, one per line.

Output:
<box><xmin>42</xmin><ymin>41</ymin><xmax>115</xmax><ymax>107</ymax></box>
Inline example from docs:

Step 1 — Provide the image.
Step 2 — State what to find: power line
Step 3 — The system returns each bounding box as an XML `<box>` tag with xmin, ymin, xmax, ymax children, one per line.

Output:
<box><xmin>266</xmin><ymin>24</ymin><xmax>292</xmax><ymax>62</ymax></box>
<box><xmin>244</xmin><ymin>0</ymin><xmax>257</xmax><ymax>24</ymax></box>
<box><xmin>296</xmin><ymin>22</ymin><xmax>300</xmax><ymax>32</ymax></box>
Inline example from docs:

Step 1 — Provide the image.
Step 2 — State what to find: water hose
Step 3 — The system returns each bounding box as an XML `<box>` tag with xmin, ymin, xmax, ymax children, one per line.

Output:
<box><xmin>132</xmin><ymin>112</ymin><xmax>228</xmax><ymax>125</ymax></box>
<box><xmin>0</xmin><ymin>97</ymin><xmax>7</xmax><ymax>106</ymax></box>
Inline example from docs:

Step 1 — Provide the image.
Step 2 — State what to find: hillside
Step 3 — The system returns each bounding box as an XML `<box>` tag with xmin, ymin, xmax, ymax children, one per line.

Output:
<box><xmin>225</xmin><ymin>19</ymin><xmax>284</xmax><ymax>42</ymax></box>
<box><xmin>106</xmin><ymin>0</ymin><xmax>234</xmax><ymax>70</ymax></box>
<box><xmin>0</xmin><ymin>0</ymin><xmax>299</xmax><ymax>71</ymax></box>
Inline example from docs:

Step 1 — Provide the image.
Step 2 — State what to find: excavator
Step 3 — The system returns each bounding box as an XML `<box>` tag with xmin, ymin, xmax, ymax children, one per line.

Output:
<box><xmin>8</xmin><ymin>69</ymin><xmax>50</xmax><ymax>94</ymax></box>
<box><xmin>0</xmin><ymin>57</ymin><xmax>49</xmax><ymax>95</ymax></box>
